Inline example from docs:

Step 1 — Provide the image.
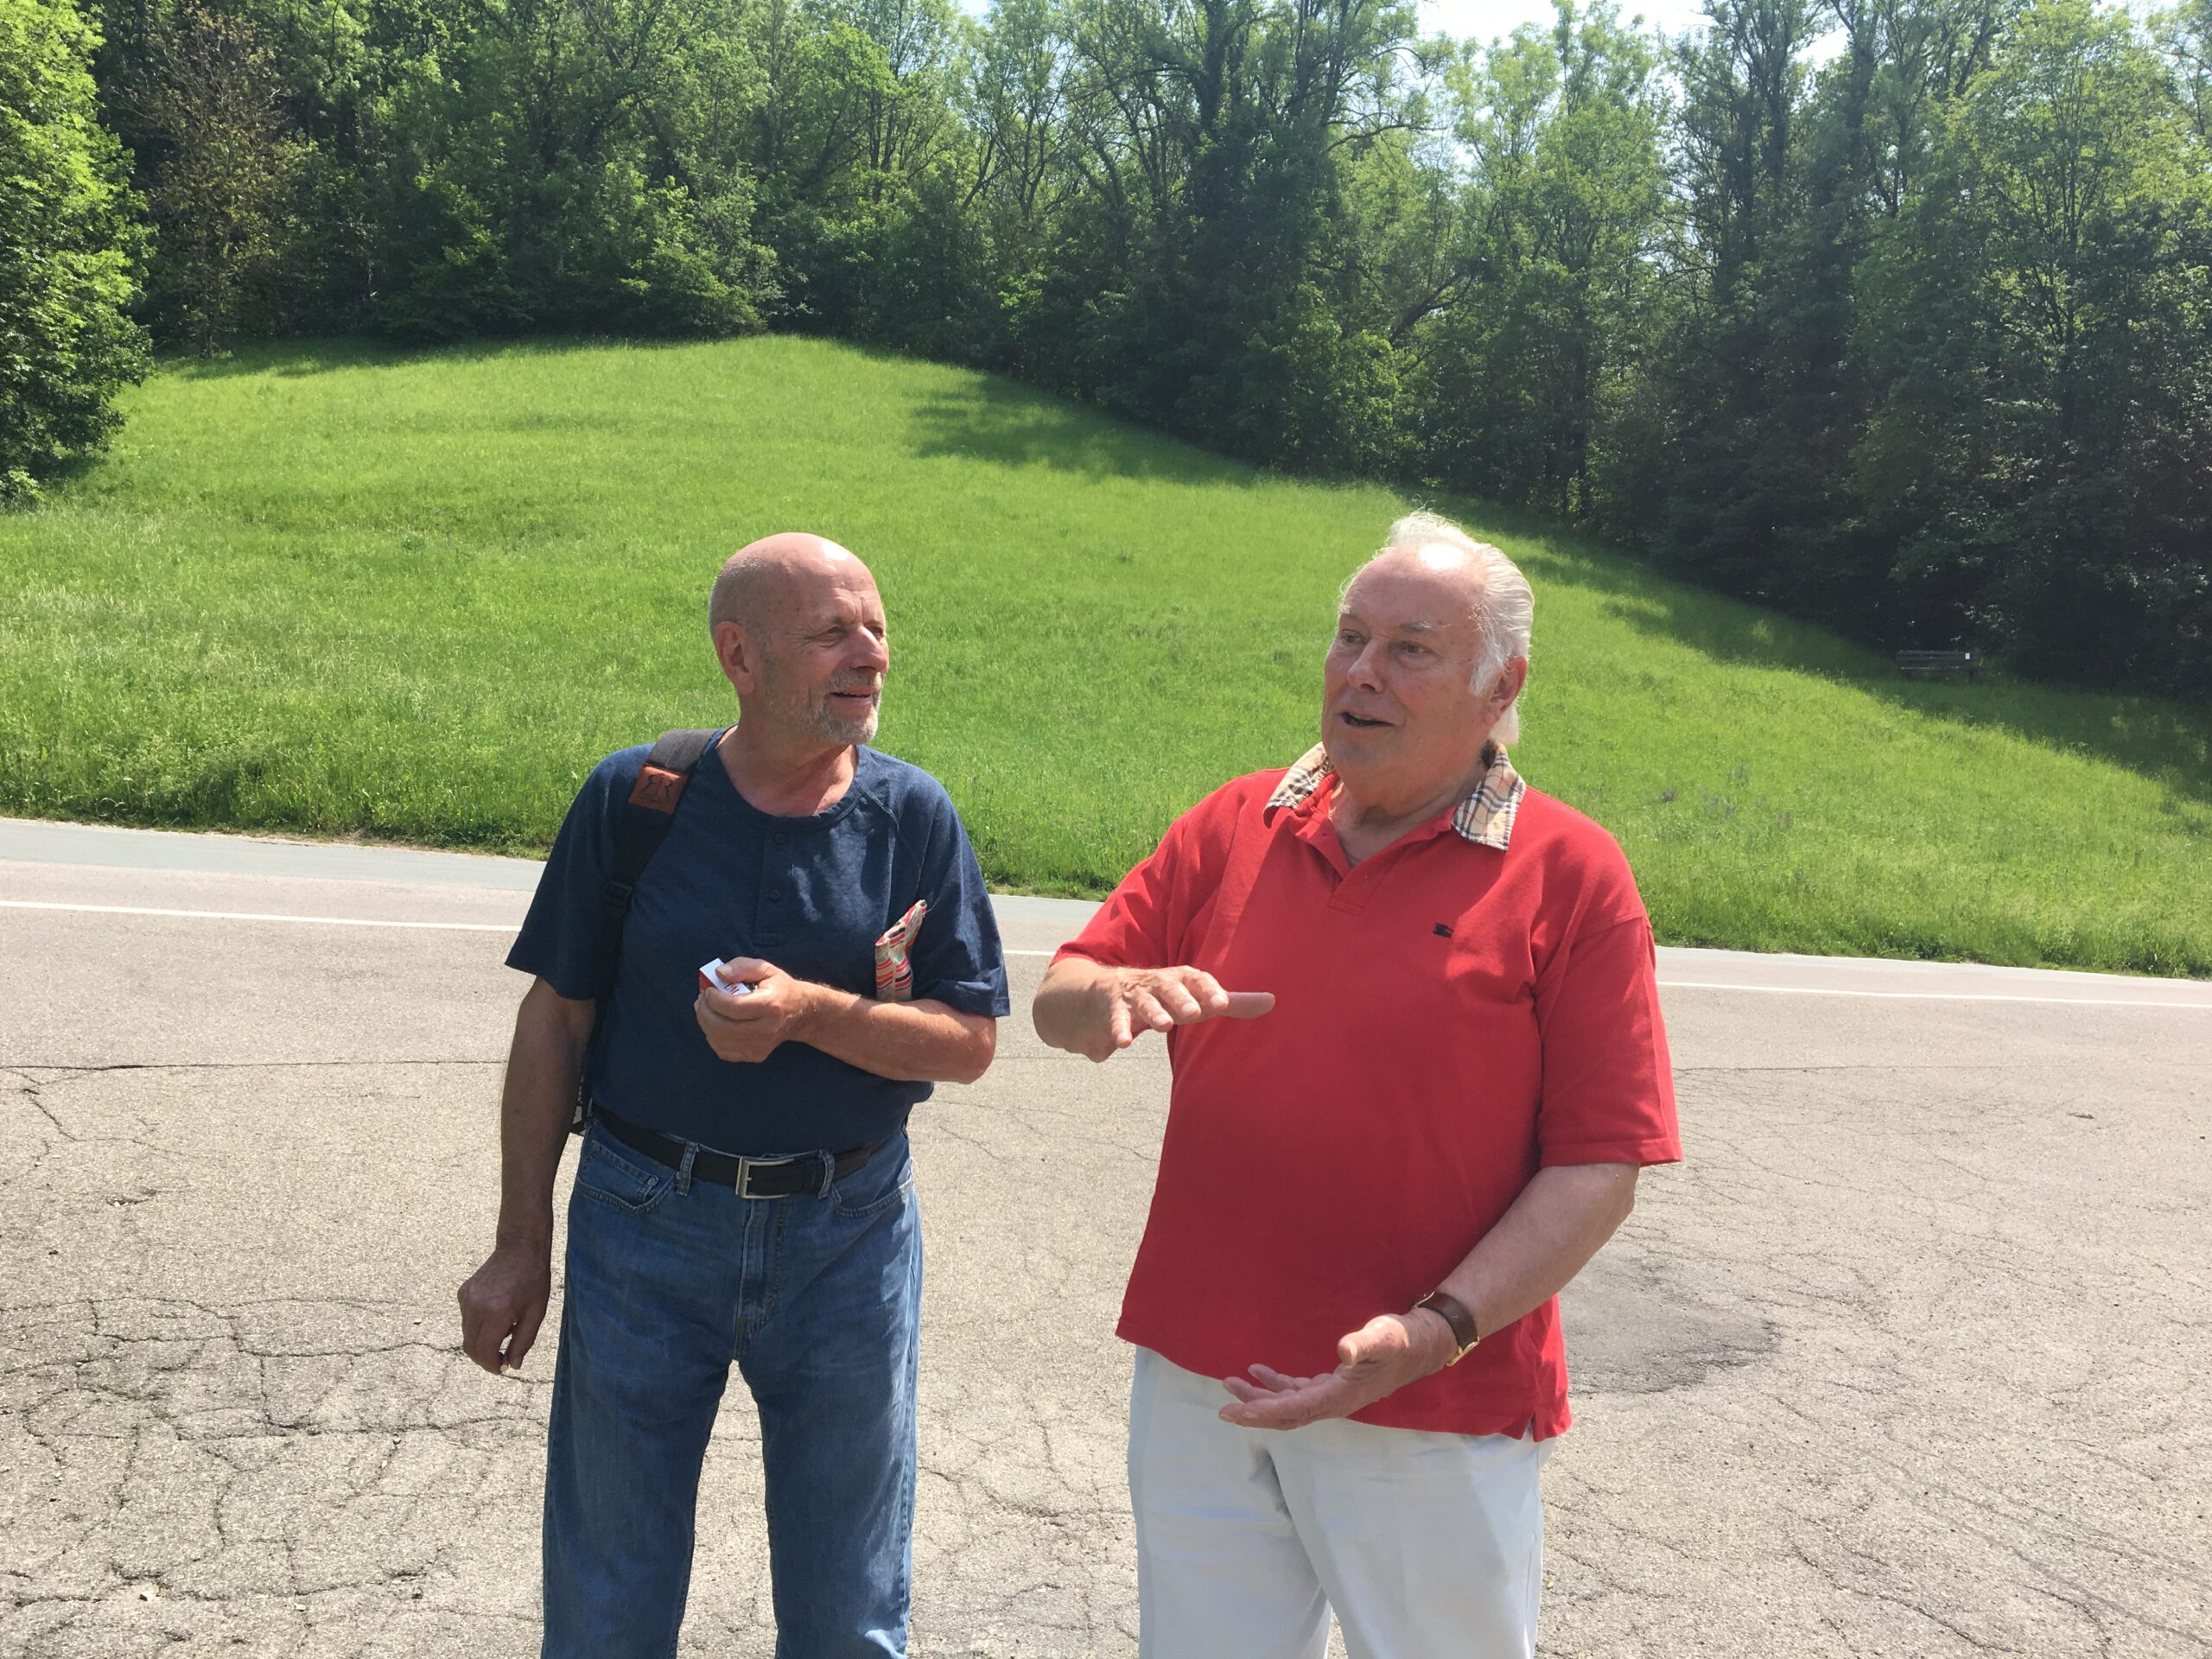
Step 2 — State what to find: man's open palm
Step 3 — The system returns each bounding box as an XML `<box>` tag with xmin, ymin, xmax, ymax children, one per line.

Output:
<box><xmin>1217</xmin><ymin>1313</ymin><xmax>1446</xmax><ymax>1430</ymax></box>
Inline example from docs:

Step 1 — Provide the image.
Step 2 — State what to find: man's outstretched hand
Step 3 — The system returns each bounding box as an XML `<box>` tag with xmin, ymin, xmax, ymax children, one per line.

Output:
<box><xmin>1064</xmin><ymin>965</ymin><xmax>1274</xmax><ymax>1063</ymax></box>
<box><xmin>1217</xmin><ymin>1310</ymin><xmax>1455</xmax><ymax>1430</ymax></box>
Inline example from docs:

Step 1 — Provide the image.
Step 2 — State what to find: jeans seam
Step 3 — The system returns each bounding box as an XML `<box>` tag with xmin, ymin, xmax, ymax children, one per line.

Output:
<box><xmin>571</xmin><ymin>1179</ymin><xmax>670</xmax><ymax>1217</ymax></box>
<box><xmin>580</xmin><ymin>1129</ymin><xmax>661</xmax><ymax>1191</ymax></box>
<box><xmin>574</xmin><ymin>1132</ymin><xmax>672</xmax><ymax>1216</ymax></box>
<box><xmin>830</xmin><ymin>1174</ymin><xmax>914</xmax><ymax>1222</ymax></box>
<box><xmin>830</xmin><ymin>1149</ymin><xmax>915</xmax><ymax>1221</ymax></box>
<box><xmin>891</xmin><ymin>1236</ymin><xmax>922</xmax><ymax>1634</ymax></box>
<box><xmin>760</xmin><ymin>1203</ymin><xmax>787</xmax><ymax>1330</ymax></box>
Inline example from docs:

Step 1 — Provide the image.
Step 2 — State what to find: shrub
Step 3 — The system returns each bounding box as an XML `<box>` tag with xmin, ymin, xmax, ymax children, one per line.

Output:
<box><xmin>0</xmin><ymin>0</ymin><xmax>147</xmax><ymax>503</ymax></box>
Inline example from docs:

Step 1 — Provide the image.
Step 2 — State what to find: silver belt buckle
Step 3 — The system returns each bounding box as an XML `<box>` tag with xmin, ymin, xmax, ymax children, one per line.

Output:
<box><xmin>734</xmin><ymin>1154</ymin><xmax>796</xmax><ymax>1201</ymax></box>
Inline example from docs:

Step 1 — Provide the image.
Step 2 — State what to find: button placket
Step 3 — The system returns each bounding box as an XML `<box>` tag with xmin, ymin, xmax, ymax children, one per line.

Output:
<box><xmin>759</xmin><ymin>829</ymin><xmax>796</xmax><ymax>937</ymax></box>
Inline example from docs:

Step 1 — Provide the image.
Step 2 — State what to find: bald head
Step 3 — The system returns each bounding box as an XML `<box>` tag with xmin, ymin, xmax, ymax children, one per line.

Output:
<box><xmin>709</xmin><ymin>531</ymin><xmax>889</xmax><ymax>752</ymax></box>
<box><xmin>1347</xmin><ymin>537</ymin><xmax>1489</xmax><ymax>613</ymax></box>
<box><xmin>709</xmin><ymin>532</ymin><xmax>873</xmax><ymax>636</ymax></box>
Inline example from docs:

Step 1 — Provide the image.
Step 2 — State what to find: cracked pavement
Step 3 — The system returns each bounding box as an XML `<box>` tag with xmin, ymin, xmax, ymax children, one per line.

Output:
<box><xmin>3</xmin><ymin>819</ymin><xmax>2209</xmax><ymax>1656</ymax></box>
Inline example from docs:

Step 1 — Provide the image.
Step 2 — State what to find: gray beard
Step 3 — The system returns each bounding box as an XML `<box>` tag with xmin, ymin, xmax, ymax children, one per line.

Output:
<box><xmin>815</xmin><ymin>703</ymin><xmax>879</xmax><ymax>746</ymax></box>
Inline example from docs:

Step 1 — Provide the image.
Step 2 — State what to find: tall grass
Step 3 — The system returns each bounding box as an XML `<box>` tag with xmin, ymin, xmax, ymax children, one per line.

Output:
<box><xmin>2</xmin><ymin>336</ymin><xmax>2206</xmax><ymax>975</ymax></box>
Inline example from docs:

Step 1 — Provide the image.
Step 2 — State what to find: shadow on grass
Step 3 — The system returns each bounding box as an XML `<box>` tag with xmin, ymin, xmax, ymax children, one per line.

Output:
<box><xmin>904</xmin><ymin>375</ymin><xmax>1262</xmax><ymax>486</ymax></box>
<box><xmin>157</xmin><ymin>334</ymin><xmax>708</xmax><ymax>382</ymax></box>
<box><xmin>16</xmin><ymin>448</ymin><xmax>108</xmax><ymax>502</ymax></box>
<box><xmin>1514</xmin><ymin>536</ymin><xmax>2212</xmax><ymax>805</ymax></box>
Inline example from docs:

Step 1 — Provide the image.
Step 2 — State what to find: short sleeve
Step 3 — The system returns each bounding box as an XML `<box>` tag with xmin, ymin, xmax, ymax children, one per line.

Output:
<box><xmin>505</xmin><ymin>753</ymin><xmax>635</xmax><ymax>1001</ymax></box>
<box><xmin>1054</xmin><ymin>813</ymin><xmax>1194</xmax><ymax>971</ymax></box>
<box><xmin>1533</xmin><ymin>913</ymin><xmax>1681</xmax><ymax>1167</ymax></box>
<box><xmin>906</xmin><ymin>791</ymin><xmax>1011</xmax><ymax>1018</ymax></box>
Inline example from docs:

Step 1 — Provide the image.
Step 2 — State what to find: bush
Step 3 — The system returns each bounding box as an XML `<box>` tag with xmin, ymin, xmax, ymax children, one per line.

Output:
<box><xmin>0</xmin><ymin>0</ymin><xmax>146</xmax><ymax>503</ymax></box>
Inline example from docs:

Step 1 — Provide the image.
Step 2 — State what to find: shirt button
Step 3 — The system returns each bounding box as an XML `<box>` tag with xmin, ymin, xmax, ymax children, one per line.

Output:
<box><xmin>768</xmin><ymin>887</ymin><xmax>784</xmax><ymax>901</ymax></box>
<box><xmin>772</xmin><ymin>832</ymin><xmax>788</xmax><ymax>845</ymax></box>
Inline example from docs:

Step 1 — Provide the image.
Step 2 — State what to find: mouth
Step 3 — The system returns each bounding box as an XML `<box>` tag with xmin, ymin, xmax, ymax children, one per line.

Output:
<box><xmin>1337</xmin><ymin>710</ymin><xmax>1392</xmax><ymax>730</ymax></box>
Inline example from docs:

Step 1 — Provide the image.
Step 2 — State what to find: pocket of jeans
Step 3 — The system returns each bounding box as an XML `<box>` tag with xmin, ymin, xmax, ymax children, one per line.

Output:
<box><xmin>575</xmin><ymin>1133</ymin><xmax>674</xmax><ymax>1215</ymax></box>
<box><xmin>830</xmin><ymin>1147</ymin><xmax>914</xmax><ymax>1221</ymax></box>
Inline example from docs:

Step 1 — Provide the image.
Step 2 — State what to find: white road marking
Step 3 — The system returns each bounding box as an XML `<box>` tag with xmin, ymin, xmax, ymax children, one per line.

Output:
<box><xmin>1</xmin><ymin>899</ymin><xmax>516</xmax><ymax>934</ymax></box>
<box><xmin>0</xmin><ymin>899</ymin><xmax>1065</xmax><ymax>953</ymax></box>
<box><xmin>1656</xmin><ymin>979</ymin><xmax>2209</xmax><ymax>1009</ymax></box>
<box><xmin>6</xmin><ymin>899</ymin><xmax>2206</xmax><ymax>1008</ymax></box>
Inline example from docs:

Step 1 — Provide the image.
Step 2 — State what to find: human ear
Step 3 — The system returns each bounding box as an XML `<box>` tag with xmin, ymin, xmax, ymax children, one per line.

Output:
<box><xmin>714</xmin><ymin>620</ymin><xmax>760</xmax><ymax>696</ymax></box>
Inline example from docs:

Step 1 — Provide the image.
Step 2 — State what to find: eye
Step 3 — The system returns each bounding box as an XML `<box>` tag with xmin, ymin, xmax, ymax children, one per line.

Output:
<box><xmin>1396</xmin><ymin>641</ymin><xmax>1431</xmax><ymax>658</ymax></box>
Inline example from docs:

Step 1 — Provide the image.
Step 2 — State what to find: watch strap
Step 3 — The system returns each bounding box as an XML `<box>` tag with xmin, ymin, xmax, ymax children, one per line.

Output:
<box><xmin>1413</xmin><ymin>1290</ymin><xmax>1481</xmax><ymax>1361</ymax></box>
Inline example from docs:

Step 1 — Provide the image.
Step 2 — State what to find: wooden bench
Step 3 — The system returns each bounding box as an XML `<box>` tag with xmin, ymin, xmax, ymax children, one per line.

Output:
<box><xmin>1896</xmin><ymin>648</ymin><xmax>1981</xmax><ymax>683</ymax></box>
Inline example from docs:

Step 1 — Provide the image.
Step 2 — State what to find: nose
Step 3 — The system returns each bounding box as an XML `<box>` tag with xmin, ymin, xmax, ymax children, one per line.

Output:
<box><xmin>1347</xmin><ymin>638</ymin><xmax>1388</xmax><ymax>690</ymax></box>
<box><xmin>855</xmin><ymin>626</ymin><xmax>889</xmax><ymax>675</ymax></box>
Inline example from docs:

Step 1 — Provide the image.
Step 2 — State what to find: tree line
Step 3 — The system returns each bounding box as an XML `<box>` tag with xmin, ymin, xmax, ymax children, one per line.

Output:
<box><xmin>6</xmin><ymin>0</ymin><xmax>2209</xmax><ymax>696</ymax></box>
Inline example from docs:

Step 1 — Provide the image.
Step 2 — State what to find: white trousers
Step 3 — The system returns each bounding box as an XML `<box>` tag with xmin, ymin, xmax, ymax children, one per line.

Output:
<box><xmin>1128</xmin><ymin>1347</ymin><xmax>1553</xmax><ymax>1659</ymax></box>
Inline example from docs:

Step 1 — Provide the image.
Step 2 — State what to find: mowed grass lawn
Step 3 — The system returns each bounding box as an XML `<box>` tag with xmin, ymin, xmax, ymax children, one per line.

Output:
<box><xmin>3</xmin><ymin>335</ymin><xmax>2208</xmax><ymax>976</ymax></box>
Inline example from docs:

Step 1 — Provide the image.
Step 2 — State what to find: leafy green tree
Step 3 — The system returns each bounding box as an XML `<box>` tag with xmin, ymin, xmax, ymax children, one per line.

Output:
<box><xmin>137</xmin><ymin>0</ymin><xmax>313</xmax><ymax>353</ymax></box>
<box><xmin>1623</xmin><ymin>0</ymin><xmax>1817</xmax><ymax>598</ymax></box>
<box><xmin>373</xmin><ymin>0</ymin><xmax>777</xmax><ymax>337</ymax></box>
<box><xmin>2158</xmin><ymin>0</ymin><xmax>2211</xmax><ymax>138</ymax></box>
<box><xmin>0</xmin><ymin>0</ymin><xmax>146</xmax><ymax>502</ymax></box>
<box><xmin>957</xmin><ymin>0</ymin><xmax>1076</xmax><ymax>361</ymax></box>
<box><xmin>1014</xmin><ymin>0</ymin><xmax>1428</xmax><ymax>473</ymax></box>
<box><xmin>1416</xmin><ymin>1</ymin><xmax>1670</xmax><ymax>517</ymax></box>
<box><xmin>1856</xmin><ymin>0</ymin><xmax>2212</xmax><ymax>690</ymax></box>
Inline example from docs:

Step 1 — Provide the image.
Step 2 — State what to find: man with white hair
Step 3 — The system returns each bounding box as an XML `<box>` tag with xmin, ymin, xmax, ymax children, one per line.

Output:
<box><xmin>1033</xmin><ymin>512</ymin><xmax>1680</xmax><ymax>1657</ymax></box>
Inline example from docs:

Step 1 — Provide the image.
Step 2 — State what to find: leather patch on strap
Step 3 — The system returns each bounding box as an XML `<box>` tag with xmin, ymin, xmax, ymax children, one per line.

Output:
<box><xmin>628</xmin><ymin>764</ymin><xmax>685</xmax><ymax>813</ymax></box>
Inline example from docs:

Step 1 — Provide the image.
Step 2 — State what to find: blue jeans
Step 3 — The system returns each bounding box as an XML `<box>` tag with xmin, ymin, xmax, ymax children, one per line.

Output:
<box><xmin>542</xmin><ymin>1118</ymin><xmax>923</xmax><ymax>1659</ymax></box>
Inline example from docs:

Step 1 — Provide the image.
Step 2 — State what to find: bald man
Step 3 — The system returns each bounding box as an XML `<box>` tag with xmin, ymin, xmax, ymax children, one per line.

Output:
<box><xmin>1033</xmin><ymin>514</ymin><xmax>1680</xmax><ymax>1658</ymax></box>
<box><xmin>460</xmin><ymin>534</ymin><xmax>1007</xmax><ymax>1658</ymax></box>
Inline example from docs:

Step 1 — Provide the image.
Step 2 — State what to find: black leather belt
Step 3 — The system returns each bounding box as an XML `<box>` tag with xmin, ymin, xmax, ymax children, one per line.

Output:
<box><xmin>594</xmin><ymin>1108</ymin><xmax>880</xmax><ymax>1201</ymax></box>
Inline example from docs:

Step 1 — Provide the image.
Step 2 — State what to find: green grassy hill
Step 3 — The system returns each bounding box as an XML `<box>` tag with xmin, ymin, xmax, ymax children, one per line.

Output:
<box><xmin>3</xmin><ymin>336</ymin><xmax>2206</xmax><ymax>976</ymax></box>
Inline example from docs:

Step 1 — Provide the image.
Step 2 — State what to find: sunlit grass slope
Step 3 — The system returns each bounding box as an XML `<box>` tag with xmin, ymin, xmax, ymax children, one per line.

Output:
<box><xmin>3</xmin><ymin>336</ymin><xmax>2207</xmax><ymax>975</ymax></box>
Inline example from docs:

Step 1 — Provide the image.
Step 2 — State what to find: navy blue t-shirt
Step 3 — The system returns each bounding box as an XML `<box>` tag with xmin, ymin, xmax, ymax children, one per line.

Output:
<box><xmin>507</xmin><ymin>734</ymin><xmax>1009</xmax><ymax>1152</ymax></box>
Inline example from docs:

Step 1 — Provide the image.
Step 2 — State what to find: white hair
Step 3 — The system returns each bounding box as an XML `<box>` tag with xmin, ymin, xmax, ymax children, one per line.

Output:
<box><xmin>1362</xmin><ymin>512</ymin><xmax>1533</xmax><ymax>747</ymax></box>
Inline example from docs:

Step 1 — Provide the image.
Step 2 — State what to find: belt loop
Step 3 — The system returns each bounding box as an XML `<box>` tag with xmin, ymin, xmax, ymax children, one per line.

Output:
<box><xmin>676</xmin><ymin>1141</ymin><xmax>697</xmax><ymax>1198</ymax></box>
<box><xmin>816</xmin><ymin>1149</ymin><xmax>836</xmax><ymax>1201</ymax></box>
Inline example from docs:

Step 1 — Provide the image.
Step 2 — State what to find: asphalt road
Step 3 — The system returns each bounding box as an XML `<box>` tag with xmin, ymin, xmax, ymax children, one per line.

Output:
<box><xmin>3</xmin><ymin>817</ymin><xmax>2208</xmax><ymax>1658</ymax></box>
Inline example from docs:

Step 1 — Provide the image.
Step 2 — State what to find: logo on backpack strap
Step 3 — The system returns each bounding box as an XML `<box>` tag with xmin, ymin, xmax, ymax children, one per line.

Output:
<box><xmin>628</xmin><ymin>765</ymin><xmax>685</xmax><ymax>812</ymax></box>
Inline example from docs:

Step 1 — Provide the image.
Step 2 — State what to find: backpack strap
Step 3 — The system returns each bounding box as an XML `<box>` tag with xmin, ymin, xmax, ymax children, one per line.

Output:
<box><xmin>573</xmin><ymin>728</ymin><xmax>720</xmax><ymax>1131</ymax></box>
<box><xmin>591</xmin><ymin>728</ymin><xmax>720</xmax><ymax>996</ymax></box>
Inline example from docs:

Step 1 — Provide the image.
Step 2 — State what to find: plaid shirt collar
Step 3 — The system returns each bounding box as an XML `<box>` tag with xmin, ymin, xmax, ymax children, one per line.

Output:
<box><xmin>1263</xmin><ymin>741</ymin><xmax>1526</xmax><ymax>852</ymax></box>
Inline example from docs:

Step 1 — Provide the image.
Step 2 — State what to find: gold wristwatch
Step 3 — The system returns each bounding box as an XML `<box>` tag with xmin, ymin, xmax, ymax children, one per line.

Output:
<box><xmin>1413</xmin><ymin>1290</ymin><xmax>1481</xmax><ymax>1363</ymax></box>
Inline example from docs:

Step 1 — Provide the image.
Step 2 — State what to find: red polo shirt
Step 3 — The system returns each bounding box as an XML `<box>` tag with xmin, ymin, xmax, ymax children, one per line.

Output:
<box><xmin>1057</xmin><ymin>749</ymin><xmax>1681</xmax><ymax>1438</ymax></box>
